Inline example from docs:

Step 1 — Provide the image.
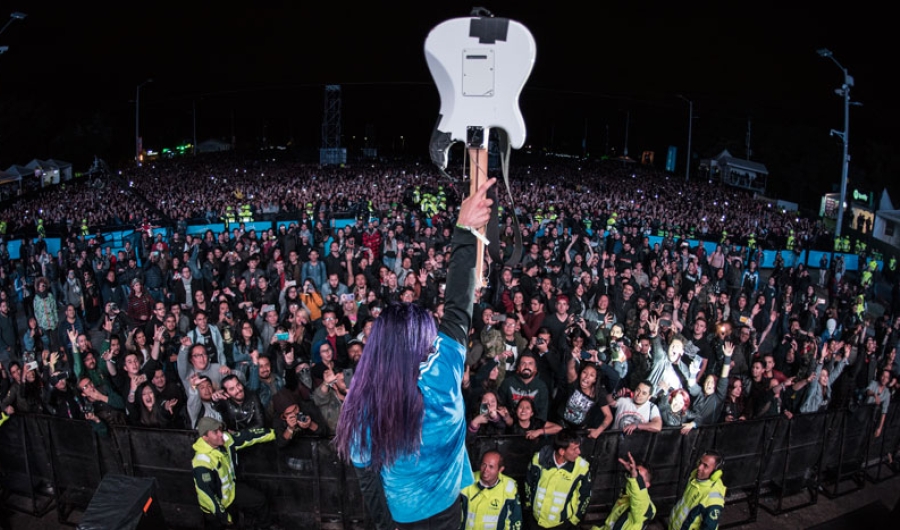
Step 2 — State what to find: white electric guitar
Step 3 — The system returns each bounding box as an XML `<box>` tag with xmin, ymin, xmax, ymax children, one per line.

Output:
<box><xmin>425</xmin><ymin>12</ymin><xmax>536</xmax><ymax>164</ymax></box>
<box><xmin>425</xmin><ymin>11</ymin><xmax>536</xmax><ymax>285</ymax></box>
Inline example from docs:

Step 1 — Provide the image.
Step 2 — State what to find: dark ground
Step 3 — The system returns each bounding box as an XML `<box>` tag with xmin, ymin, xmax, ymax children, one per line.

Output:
<box><xmin>2</xmin><ymin>472</ymin><xmax>898</xmax><ymax>529</ymax></box>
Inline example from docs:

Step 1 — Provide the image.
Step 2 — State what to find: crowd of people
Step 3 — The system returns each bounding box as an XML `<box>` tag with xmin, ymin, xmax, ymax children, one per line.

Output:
<box><xmin>1</xmin><ymin>152</ymin><xmax>898</xmax><ymax>529</ymax></box>
<box><xmin>0</xmin><ymin>153</ymin><xmax>838</xmax><ymax>254</ymax></box>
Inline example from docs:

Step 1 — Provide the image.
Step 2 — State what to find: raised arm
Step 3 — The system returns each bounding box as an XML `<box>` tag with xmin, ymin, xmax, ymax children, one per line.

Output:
<box><xmin>564</xmin><ymin>237</ymin><xmax>577</xmax><ymax>265</ymax></box>
<box><xmin>720</xmin><ymin>341</ymin><xmax>734</xmax><ymax>382</ymax></box>
<box><xmin>344</xmin><ymin>249</ymin><xmax>356</xmax><ymax>287</ymax></box>
<box><xmin>439</xmin><ymin>178</ymin><xmax>496</xmax><ymax>345</ymax></box>
<box><xmin>757</xmin><ymin>310</ymin><xmax>778</xmax><ymax>347</ymax></box>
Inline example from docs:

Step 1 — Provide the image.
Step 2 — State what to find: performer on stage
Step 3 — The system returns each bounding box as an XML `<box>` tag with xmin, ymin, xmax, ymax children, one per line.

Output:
<box><xmin>334</xmin><ymin>178</ymin><xmax>496</xmax><ymax>529</ymax></box>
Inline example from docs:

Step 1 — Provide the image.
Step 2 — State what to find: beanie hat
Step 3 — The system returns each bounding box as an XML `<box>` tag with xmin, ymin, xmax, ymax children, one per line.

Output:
<box><xmin>271</xmin><ymin>389</ymin><xmax>298</xmax><ymax>418</ymax></box>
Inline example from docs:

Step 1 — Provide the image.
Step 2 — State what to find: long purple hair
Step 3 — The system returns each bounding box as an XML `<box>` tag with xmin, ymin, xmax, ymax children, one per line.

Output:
<box><xmin>333</xmin><ymin>302</ymin><xmax>437</xmax><ymax>470</ymax></box>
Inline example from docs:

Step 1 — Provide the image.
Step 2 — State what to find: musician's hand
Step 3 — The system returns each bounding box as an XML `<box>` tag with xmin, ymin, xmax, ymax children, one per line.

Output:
<box><xmin>457</xmin><ymin>177</ymin><xmax>496</xmax><ymax>230</ymax></box>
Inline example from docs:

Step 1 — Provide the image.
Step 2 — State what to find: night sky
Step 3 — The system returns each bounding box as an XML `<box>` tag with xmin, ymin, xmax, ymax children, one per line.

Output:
<box><xmin>0</xmin><ymin>3</ymin><xmax>894</xmax><ymax>206</ymax></box>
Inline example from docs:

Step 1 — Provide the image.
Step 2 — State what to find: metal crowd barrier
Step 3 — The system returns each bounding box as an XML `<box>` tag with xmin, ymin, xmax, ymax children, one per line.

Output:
<box><xmin>1</xmin><ymin>403</ymin><xmax>897</xmax><ymax>528</ymax></box>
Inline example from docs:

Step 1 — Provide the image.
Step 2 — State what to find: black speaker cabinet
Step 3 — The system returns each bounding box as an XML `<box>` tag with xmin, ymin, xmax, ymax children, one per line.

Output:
<box><xmin>77</xmin><ymin>475</ymin><xmax>166</xmax><ymax>530</ymax></box>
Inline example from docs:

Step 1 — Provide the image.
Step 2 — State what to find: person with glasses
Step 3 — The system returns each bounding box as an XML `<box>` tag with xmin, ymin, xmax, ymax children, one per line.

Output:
<box><xmin>144</xmin><ymin>301</ymin><xmax>169</xmax><ymax>340</ymax></box>
<box><xmin>232</xmin><ymin>319</ymin><xmax>262</xmax><ymax>371</ymax></box>
<box><xmin>177</xmin><ymin>335</ymin><xmax>241</xmax><ymax>394</ymax></box>
<box><xmin>311</xmin><ymin>308</ymin><xmax>349</xmax><ymax>365</ymax></box>
<box><xmin>78</xmin><ymin>375</ymin><xmax>126</xmax><ymax>435</ymax></box>
<box><xmin>186</xmin><ymin>310</ymin><xmax>226</xmax><ymax>367</ymax></box>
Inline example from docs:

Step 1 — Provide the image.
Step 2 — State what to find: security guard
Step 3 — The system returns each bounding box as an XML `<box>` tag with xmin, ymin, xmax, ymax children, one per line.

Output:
<box><xmin>525</xmin><ymin>431</ymin><xmax>592</xmax><ymax>529</ymax></box>
<box><xmin>223</xmin><ymin>205</ymin><xmax>236</xmax><ymax>230</ymax></box>
<box><xmin>461</xmin><ymin>450</ymin><xmax>522</xmax><ymax>530</ymax></box>
<box><xmin>192</xmin><ymin>417</ymin><xmax>279</xmax><ymax>529</ymax></box>
<box><xmin>668</xmin><ymin>451</ymin><xmax>726</xmax><ymax>530</ymax></box>
<box><xmin>592</xmin><ymin>452</ymin><xmax>655</xmax><ymax>530</ymax></box>
<box><xmin>854</xmin><ymin>295</ymin><xmax>866</xmax><ymax>320</ymax></box>
<box><xmin>861</xmin><ymin>267</ymin><xmax>873</xmax><ymax>289</ymax></box>
<box><xmin>240</xmin><ymin>203</ymin><xmax>254</xmax><ymax>223</ymax></box>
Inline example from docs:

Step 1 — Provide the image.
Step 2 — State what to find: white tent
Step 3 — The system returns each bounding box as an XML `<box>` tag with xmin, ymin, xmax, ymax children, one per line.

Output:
<box><xmin>0</xmin><ymin>169</ymin><xmax>22</xmax><ymax>200</ymax></box>
<box><xmin>197</xmin><ymin>138</ymin><xmax>232</xmax><ymax>153</ymax></box>
<box><xmin>26</xmin><ymin>159</ymin><xmax>62</xmax><ymax>186</ymax></box>
<box><xmin>45</xmin><ymin>159</ymin><xmax>74</xmax><ymax>181</ymax></box>
<box><xmin>703</xmin><ymin>149</ymin><xmax>769</xmax><ymax>193</ymax></box>
<box><xmin>5</xmin><ymin>164</ymin><xmax>33</xmax><ymax>178</ymax></box>
<box><xmin>873</xmin><ymin>189</ymin><xmax>900</xmax><ymax>249</ymax></box>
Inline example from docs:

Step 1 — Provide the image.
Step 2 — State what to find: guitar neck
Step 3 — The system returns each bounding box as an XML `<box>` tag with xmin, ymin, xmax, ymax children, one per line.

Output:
<box><xmin>467</xmin><ymin>145</ymin><xmax>489</xmax><ymax>290</ymax></box>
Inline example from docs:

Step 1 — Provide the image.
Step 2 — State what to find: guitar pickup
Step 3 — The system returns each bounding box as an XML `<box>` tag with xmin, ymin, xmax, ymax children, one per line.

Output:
<box><xmin>462</xmin><ymin>48</ymin><xmax>494</xmax><ymax>97</ymax></box>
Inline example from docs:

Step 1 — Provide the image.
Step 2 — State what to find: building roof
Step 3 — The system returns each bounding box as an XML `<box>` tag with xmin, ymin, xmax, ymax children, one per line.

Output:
<box><xmin>714</xmin><ymin>149</ymin><xmax>768</xmax><ymax>174</ymax></box>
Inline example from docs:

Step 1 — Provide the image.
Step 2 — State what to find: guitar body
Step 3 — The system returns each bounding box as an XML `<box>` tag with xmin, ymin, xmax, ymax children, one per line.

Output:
<box><xmin>425</xmin><ymin>15</ymin><xmax>536</xmax><ymax>166</ymax></box>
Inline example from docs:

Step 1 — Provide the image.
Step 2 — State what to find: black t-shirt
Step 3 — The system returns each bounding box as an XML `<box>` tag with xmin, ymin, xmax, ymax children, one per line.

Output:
<box><xmin>198</xmin><ymin>328</ymin><xmax>218</xmax><ymax>364</ymax></box>
<box><xmin>507</xmin><ymin>416</ymin><xmax>547</xmax><ymax>436</ymax></box>
<box><xmin>540</xmin><ymin>313</ymin><xmax>569</xmax><ymax>353</ymax></box>
<box><xmin>554</xmin><ymin>382</ymin><xmax>608</xmax><ymax>429</ymax></box>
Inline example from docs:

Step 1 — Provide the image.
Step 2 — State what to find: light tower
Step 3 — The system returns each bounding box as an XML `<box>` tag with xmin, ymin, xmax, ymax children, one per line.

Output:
<box><xmin>320</xmin><ymin>85</ymin><xmax>346</xmax><ymax>165</ymax></box>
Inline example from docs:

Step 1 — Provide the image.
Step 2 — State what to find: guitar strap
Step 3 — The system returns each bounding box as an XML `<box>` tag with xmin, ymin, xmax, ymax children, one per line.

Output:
<box><xmin>488</xmin><ymin>129</ymin><xmax>523</xmax><ymax>269</ymax></box>
<box><xmin>432</xmin><ymin>125</ymin><xmax>522</xmax><ymax>272</ymax></box>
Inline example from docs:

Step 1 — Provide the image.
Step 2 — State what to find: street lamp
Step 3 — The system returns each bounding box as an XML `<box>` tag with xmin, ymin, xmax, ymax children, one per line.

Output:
<box><xmin>0</xmin><ymin>11</ymin><xmax>27</xmax><ymax>54</ymax></box>
<box><xmin>135</xmin><ymin>78</ymin><xmax>153</xmax><ymax>164</ymax></box>
<box><xmin>0</xmin><ymin>11</ymin><xmax>26</xmax><ymax>38</ymax></box>
<box><xmin>817</xmin><ymin>48</ymin><xmax>856</xmax><ymax>238</ymax></box>
<box><xmin>677</xmin><ymin>95</ymin><xmax>693</xmax><ymax>182</ymax></box>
